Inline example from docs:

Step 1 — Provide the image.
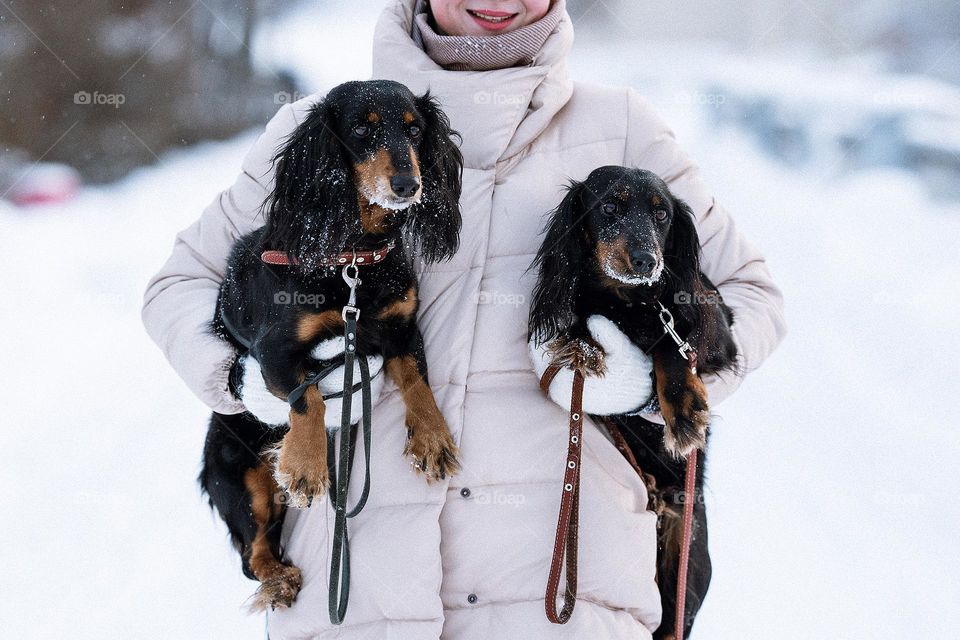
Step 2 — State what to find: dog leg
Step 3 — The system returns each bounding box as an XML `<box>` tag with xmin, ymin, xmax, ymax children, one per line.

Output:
<box><xmin>654</xmin><ymin>353</ymin><xmax>709</xmax><ymax>459</ymax></box>
<box><xmin>654</xmin><ymin>483</ymin><xmax>712</xmax><ymax>639</ymax></box>
<box><xmin>385</xmin><ymin>354</ymin><xmax>460</xmax><ymax>481</ymax></box>
<box><xmin>608</xmin><ymin>415</ymin><xmax>711</xmax><ymax>638</ymax></box>
<box><xmin>271</xmin><ymin>385</ymin><xmax>330</xmax><ymax>508</ymax></box>
<box><xmin>243</xmin><ymin>461</ymin><xmax>303</xmax><ymax>610</ymax></box>
<box><xmin>254</xmin><ymin>319</ymin><xmax>339</xmax><ymax>508</ymax></box>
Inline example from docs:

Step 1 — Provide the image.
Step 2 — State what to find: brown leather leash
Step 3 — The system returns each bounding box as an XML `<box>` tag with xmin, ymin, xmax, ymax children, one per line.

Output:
<box><xmin>674</xmin><ymin>446</ymin><xmax>698</xmax><ymax>640</ymax></box>
<box><xmin>539</xmin><ymin>356</ymin><xmax>700</xmax><ymax>639</ymax></box>
<box><xmin>657</xmin><ymin>304</ymin><xmax>700</xmax><ymax>640</ymax></box>
<box><xmin>539</xmin><ymin>363</ymin><xmax>584</xmax><ymax>624</ymax></box>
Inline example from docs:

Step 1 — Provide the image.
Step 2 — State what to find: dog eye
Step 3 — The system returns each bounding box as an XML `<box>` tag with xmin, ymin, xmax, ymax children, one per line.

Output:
<box><xmin>654</xmin><ymin>209</ymin><xmax>668</xmax><ymax>222</ymax></box>
<box><xmin>352</xmin><ymin>124</ymin><xmax>371</xmax><ymax>137</ymax></box>
<box><xmin>408</xmin><ymin>125</ymin><xmax>421</xmax><ymax>138</ymax></box>
<box><xmin>601</xmin><ymin>202</ymin><xmax>618</xmax><ymax>215</ymax></box>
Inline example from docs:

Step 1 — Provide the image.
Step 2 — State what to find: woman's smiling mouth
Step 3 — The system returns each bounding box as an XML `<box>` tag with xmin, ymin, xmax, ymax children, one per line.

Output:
<box><xmin>466</xmin><ymin>8</ymin><xmax>519</xmax><ymax>31</ymax></box>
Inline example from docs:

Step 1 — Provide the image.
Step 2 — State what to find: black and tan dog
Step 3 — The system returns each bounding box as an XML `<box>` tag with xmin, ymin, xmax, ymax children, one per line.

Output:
<box><xmin>529</xmin><ymin>166</ymin><xmax>738</xmax><ymax>639</ymax></box>
<box><xmin>199</xmin><ymin>80</ymin><xmax>463</xmax><ymax>610</ymax></box>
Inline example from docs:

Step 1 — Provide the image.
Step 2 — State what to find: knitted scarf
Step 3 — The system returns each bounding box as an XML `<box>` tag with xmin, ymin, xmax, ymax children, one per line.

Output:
<box><xmin>411</xmin><ymin>0</ymin><xmax>565</xmax><ymax>71</ymax></box>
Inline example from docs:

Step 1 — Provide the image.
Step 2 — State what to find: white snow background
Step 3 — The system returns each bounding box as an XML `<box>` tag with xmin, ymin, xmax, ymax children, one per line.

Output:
<box><xmin>2</xmin><ymin>1</ymin><xmax>958</xmax><ymax>638</ymax></box>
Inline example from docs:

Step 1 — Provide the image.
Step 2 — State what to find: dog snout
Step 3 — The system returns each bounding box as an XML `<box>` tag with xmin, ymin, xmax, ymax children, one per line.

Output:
<box><xmin>629</xmin><ymin>248</ymin><xmax>657</xmax><ymax>275</ymax></box>
<box><xmin>389</xmin><ymin>174</ymin><xmax>420</xmax><ymax>198</ymax></box>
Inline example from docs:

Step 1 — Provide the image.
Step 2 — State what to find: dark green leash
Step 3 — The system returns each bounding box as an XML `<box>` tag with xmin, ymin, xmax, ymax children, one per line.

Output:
<box><xmin>254</xmin><ymin>258</ymin><xmax>374</xmax><ymax>625</ymax></box>
<box><xmin>325</xmin><ymin>260</ymin><xmax>372</xmax><ymax>625</ymax></box>
<box><xmin>221</xmin><ymin>246</ymin><xmax>391</xmax><ymax>628</ymax></box>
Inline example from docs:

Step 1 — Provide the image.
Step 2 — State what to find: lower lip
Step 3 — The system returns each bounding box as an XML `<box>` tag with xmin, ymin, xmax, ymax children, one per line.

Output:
<box><xmin>467</xmin><ymin>11</ymin><xmax>518</xmax><ymax>31</ymax></box>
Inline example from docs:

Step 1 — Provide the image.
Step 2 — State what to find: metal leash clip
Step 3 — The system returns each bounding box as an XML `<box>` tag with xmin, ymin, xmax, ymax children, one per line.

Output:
<box><xmin>341</xmin><ymin>251</ymin><xmax>361</xmax><ymax>321</ymax></box>
<box><xmin>657</xmin><ymin>302</ymin><xmax>694</xmax><ymax>363</ymax></box>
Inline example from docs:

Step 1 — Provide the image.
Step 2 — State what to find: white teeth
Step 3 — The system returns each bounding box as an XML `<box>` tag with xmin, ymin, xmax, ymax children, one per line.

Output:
<box><xmin>467</xmin><ymin>10</ymin><xmax>513</xmax><ymax>23</ymax></box>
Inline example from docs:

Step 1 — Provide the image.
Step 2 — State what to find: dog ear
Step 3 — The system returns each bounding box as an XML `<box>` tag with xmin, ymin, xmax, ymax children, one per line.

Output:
<box><xmin>666</xmin><ymin>195</ymin><xmax>736</xmax><ymax>368</ymax></box>
<box><xmin>528</xmin><ymin>180</ymin><xmax>587</xmax><ymax>345</ymax></box>
<box><xmin>405</xmin><ymin>91</ymin><xmax>464</xmax><ymax>263</ymax></box>
<box><xmin>262</xmin><ymin>99</ymin><xmax>361</xmax><ymax>269</ymax></box>
<box><xmin>665</xmin><ymin>195</ymin><xmax>702</xmax><ymax>292</ymax></box>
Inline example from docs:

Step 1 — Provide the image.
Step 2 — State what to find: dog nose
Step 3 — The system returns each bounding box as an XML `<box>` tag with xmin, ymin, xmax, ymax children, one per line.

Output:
<box><xmin>629</xmin><ymin>249</ymin><xmax>657</xmax><ymax>275</ymax></box>
<box><xmin>389</xmin><ymin>175</ymin><xmax>420</xmax><ymax>198</ymax></box>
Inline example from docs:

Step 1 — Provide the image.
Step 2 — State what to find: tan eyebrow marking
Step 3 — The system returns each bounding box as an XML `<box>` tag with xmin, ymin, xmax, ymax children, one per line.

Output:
<box><xmin>367</xmin><ymin>112</ymin><xmax>380</xmax><ymax>123</ymax></box>
<box><xmin>403</xmin><ymin>111</ymin><xmax>415</xmax><ymax>124</ymax></box>
<box><xmin>651</xmin><ymin>194</ymin><xmax>662</xmax><ymax>206</ymax></box>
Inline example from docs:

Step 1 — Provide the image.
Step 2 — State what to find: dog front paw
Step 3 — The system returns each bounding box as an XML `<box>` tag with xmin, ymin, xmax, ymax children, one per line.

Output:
<box><xmin>249</xmin><ymin>564</ymin><xmax>303</xmax><ymax>611</ymax></box>
<box><xmin>547</xmin><ymin>335</ymin><xmax>607</xmax><ymax>376</ymax></box>
<box><xmin>662</xmin><ymin>386</ymin><xmax>709</xmax><ymax>460</ymax></box>
<box><xmin>404</xmin><ymin>419</ymin><xmax>460</xmax><ymax>482</ymax></box>
<box><xmin>272</xmin><ymin>440</ymin><xmax>330</xmax><ymax>508</ymax></box>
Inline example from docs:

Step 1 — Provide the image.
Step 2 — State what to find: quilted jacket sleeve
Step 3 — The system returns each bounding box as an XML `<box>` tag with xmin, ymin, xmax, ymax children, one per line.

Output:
<box><xmin>140</xmin><ymin>101</ymin><xmax>305</xmax><ymax>414</ymax></box>
<box><xmin>624</xmin><ymin>89</ymin><xmax>787</xmax><ymax>407</ymax></box>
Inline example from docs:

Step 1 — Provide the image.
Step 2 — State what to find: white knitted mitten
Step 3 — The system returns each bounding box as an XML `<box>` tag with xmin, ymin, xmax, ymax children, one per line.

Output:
<box><xmin>237</xmin><ymin>336</ymin><xmax>385</xmax><ymax>429</ymax></box>
<box><xmin>528</xmin><ymin>315</ymin><xmax>654</xmax><ymax>415</ymax></box>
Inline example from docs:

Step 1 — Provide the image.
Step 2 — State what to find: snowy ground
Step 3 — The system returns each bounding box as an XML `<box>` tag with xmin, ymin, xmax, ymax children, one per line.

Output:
<box><xmin>3</xmin><ymin>1</ymin><xmax>958</xmax><ymax>638</ymax></box>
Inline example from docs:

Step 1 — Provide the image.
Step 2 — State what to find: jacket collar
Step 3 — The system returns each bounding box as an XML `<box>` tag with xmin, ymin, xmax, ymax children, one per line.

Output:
<box><xmin>371</xmin><ymin>0</ymin><xmax>575</xmax><ymax>170</ymax></box>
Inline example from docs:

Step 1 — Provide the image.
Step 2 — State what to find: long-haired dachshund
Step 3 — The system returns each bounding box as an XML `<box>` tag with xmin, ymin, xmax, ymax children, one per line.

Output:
<box><xmin>199</xmin><ymin>80</ymin><xmax>463</xmax><ymax>610</ymax></box>
<box><xmin>528</xmin><ymin>166</ymin><xmax>738</xmax><ymax>639</ymax></box>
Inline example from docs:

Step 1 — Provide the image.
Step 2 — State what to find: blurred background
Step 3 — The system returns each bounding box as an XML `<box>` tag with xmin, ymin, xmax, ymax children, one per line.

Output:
<box><xmin>1</xmin><ymin>1</ymin><xmax>957</xmax><ymax>638</ymax></box>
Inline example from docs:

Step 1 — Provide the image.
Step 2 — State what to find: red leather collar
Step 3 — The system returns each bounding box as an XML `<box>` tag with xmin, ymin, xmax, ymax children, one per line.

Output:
<box><xmin>260</xmin><ymin>241</ymin><xmax>395</xmax><ymax>267</ymax></box>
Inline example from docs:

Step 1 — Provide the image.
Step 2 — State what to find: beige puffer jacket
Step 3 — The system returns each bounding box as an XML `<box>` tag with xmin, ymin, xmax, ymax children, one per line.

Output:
<box><xmin>142</xmin><ymin>1</ymin><xmax>786</xmax><ymax>637</ymax></box>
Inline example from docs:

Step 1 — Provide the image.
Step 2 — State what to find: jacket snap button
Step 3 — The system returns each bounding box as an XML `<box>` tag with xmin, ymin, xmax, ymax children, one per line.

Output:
<box><xmin>460</xmin><ymin>487</ymin><xmax>471</xmax><ymax>498</ymax></box>
<box><xmin>467</xmin><ymin>593</ymin><xmax>478</xmax><ymax>604</ymax></box>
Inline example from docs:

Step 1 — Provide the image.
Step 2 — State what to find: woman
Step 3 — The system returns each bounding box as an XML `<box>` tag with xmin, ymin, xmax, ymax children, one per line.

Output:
<box><xmin>142</xmin><ymin>1</ymin><xmax>786</xmax><ymax>637</ymax></box>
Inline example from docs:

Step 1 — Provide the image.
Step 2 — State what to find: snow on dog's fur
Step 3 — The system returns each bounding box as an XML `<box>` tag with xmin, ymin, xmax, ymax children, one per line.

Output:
<box><xmin>528</xmin><ymin>166</ymin><xmax>739</xmax><ymax>640</ymax></box>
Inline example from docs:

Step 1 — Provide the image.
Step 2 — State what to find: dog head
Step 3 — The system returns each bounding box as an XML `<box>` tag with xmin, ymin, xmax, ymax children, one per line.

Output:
<box><xmin>263</xmin><ymin>80</ymin><xmax>463</xmax><ymax>270</ymax></box>
<box><xmin>574</xmin><ymin>166</ymin><xmax>697</xmax><ymax>291</ymax></box>
<box><xmin>529</xmin><ymin>166</ymin><xmax>707</xmax><ymax>344</ymax></box>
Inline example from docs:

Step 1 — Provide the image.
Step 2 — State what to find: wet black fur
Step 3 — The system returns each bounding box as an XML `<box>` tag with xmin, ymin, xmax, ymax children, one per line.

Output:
<box><xmin>199</xmin><ymin>411</ymin><xmax>283</xmax><ymax>581</ymax></box>
<box><xmin>528</xmin><ymin>166</ymin><xmax>738</xmax><ymax>638</ymax></box>
<box><xmin>199</xmin><ymin>79</ymin><xmax>462</xmax><ymax>585</ymax></box>
<box><xmin>612</xmin><ymin>415</ymin><xmax>713</xmax><ymax>640</ymax></box>
<box><xmin>261</xmin><ymin>80</ymin><xmax>462</xmax><ymax>269</ymax></box>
